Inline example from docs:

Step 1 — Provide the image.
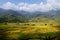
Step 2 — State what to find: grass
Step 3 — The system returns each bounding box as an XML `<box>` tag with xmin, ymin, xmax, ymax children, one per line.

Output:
<box><xmin>0</xmin><ymin>22</ymin><xmax>59</xmax><ymax>33</ymax></box>
<box><xmin>0</xmin><ymin>22</ymin><xmax>60</xmax><ymax>40</ymax></box>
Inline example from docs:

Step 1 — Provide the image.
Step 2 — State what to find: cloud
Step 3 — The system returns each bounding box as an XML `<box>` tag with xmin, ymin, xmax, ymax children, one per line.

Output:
<box><xmin>1</xmin><ymin>2</ymin><xmax>18</xmax><ymax>10</ymax></box>
<box><xmin>1</xmin><ymin>0</ymin><xmax>60</xmax><ymax>12</ymax></box>
<box><xmin>47</xmin><ymin>0</ymin><xmax>60</xmax><ymax>10</ymax></box>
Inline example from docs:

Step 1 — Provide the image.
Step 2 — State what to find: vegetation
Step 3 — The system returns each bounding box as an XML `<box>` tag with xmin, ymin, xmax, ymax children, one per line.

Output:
<box><xmin>0</xmin><ymin>14</ymin><xmax>26</xmax><ymax>24</ymax></box>
<box><xmin>0</xmin><ymin>9</ymin><xmax>60</xmax><ymax>40</ymax></box>
<box><xmin>0</xmin><ymin>23</ymin><xmax>60</xmax><ymax>40</ymax></box>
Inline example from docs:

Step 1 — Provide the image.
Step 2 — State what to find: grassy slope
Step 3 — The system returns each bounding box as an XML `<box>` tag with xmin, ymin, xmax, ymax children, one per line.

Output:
<box><xmin>0</xmin><ymin>22</ymin><xmax>60</xmax><ymax>39</ymax></box>
<box><xmin>0</xmin><ymin>22</ymin><xmax>59</xmax><ymax>33</ymax></box>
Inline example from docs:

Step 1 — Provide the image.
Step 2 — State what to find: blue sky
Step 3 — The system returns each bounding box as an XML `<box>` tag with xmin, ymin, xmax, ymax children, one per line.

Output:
<box><xmin>0</xmin><ymin>0</ymin><xmax>46</xmax><ymax>5</ymax></box>
<box><xmin>0</xmin><ymin>0</ymin><xmax>60</xmax><ymax>12</ymax></box>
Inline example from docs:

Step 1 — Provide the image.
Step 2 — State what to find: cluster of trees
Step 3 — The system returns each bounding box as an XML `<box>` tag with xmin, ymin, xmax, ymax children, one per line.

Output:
<box><xmin>0</xmin><ymin>14</ymin><xmax>26</xmax><ymax>24</ymax></box>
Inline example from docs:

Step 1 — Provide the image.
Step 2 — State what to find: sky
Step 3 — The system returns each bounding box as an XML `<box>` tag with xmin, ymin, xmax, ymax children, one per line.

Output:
<box><xmin>0</xmin><ymin>0</ymin><xmax>46</xmax><ymax>5</ymax></box>
<box><xmin>0</xmin><ymin>0</ymin><xmax>60</xmax><ymax>12</ymax></box>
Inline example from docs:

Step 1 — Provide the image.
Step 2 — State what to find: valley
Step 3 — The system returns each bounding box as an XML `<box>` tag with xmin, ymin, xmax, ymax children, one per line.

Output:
<box><xmin>0</xmin><ymin>8</ymin><xmax>60</xmax><ymax>40</ymax></box>
<box><xmin>0</xmin><ymin>22</ymin><xmax>60</xmax><ymax>40</ymax></box>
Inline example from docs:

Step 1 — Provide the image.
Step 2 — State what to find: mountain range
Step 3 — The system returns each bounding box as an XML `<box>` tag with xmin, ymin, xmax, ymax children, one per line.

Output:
<box><xmin>0</xmin><ymin>8</ymin><xmax>60</xmax><ymax>23</ymax></box>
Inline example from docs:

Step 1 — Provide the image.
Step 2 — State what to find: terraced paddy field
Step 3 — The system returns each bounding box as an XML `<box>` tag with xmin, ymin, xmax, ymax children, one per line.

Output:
<box><xmin>0</xmin><ymin>22</ymin><xmax>60</xmax><ymax>40</ymax></box>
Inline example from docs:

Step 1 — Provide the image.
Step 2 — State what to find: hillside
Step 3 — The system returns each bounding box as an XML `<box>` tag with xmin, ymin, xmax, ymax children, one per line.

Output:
<box><xmin>0</xmin><ymin>14</ymin><xmax>26</xmax><ymax>23</ymax></box>
<box><xmin>0</xmin><ymin>8</ymin><xmax>60</xmax><ymax>23</ymax></box>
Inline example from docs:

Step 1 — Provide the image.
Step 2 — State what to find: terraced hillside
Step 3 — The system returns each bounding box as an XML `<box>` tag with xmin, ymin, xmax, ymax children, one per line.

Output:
<box><xmin>0</xmin><ymin>22</ymin><xmax>60</xmax><ymax>40</ymax></box>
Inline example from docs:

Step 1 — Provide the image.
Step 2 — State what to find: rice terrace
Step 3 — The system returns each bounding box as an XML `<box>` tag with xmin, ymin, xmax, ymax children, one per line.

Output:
<box><xmin>0</xmin><ymin>0</ymin><xmax>60</xmax><ymax>40</ymax></box>
<box><xmin>0</xmin><ymin>21</ymin><xmax>60</xmax><ymax>40</ymax></box>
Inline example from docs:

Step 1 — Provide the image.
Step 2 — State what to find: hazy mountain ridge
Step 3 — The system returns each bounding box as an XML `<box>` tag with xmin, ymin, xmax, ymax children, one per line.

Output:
<box><xmin>0</xmin><ymin>8</ymin><xmax>60</xmax><ymax>22</ymax></box>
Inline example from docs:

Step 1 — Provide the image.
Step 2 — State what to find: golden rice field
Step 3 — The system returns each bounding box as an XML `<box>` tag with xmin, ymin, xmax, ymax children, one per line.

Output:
<box><xmin>0</xmin><ymin>22</ymin><xmax>60</xmax><ymax>40</ymax></box>
<box><xmin>0</xmin><ymin>22</ymin><xmax>59</xmax><ymax>34</ymax></box>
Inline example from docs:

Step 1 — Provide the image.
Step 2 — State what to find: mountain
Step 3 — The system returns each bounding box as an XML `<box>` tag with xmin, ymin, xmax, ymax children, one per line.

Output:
<box><xmin>0</xmin><ymin>8</ymin><xmax>26</xmax><ymax>23</ymax></box>
<box><xmin>28</xmin><ymin>10</ymin><xmax>60</xmax><ymax>22</ymax></box>
<box><xmin>0</xmin><ymin>8</ymin><xmax>60</xmax><ymax>23</ymax></box>
<box><xmin>0</xmin><ymin>8</ymin><xmax>24</xmax><ymax>16</ymax></box>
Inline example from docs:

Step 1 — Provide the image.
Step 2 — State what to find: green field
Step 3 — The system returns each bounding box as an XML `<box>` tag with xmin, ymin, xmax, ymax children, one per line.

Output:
<box><xmin>0</xmin><ymin>22</ymin><xmax>60</xmax><ymax>40</ymax></box>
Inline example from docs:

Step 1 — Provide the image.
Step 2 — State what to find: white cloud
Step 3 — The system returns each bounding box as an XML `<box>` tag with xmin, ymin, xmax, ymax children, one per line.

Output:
<box><xmin>47</xmin><ymin>0</ymin><xmax>60</xmax><ymax>10</ymax></box>
<box><xmin>1</xmin><ymin>0</ymin><xmax>60</xmax><ymax>12</ymax></box>
<box><xmin>1</xmin><ymin>2</ymin><xmax>18</xmax><ymax>10</ymax></box>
